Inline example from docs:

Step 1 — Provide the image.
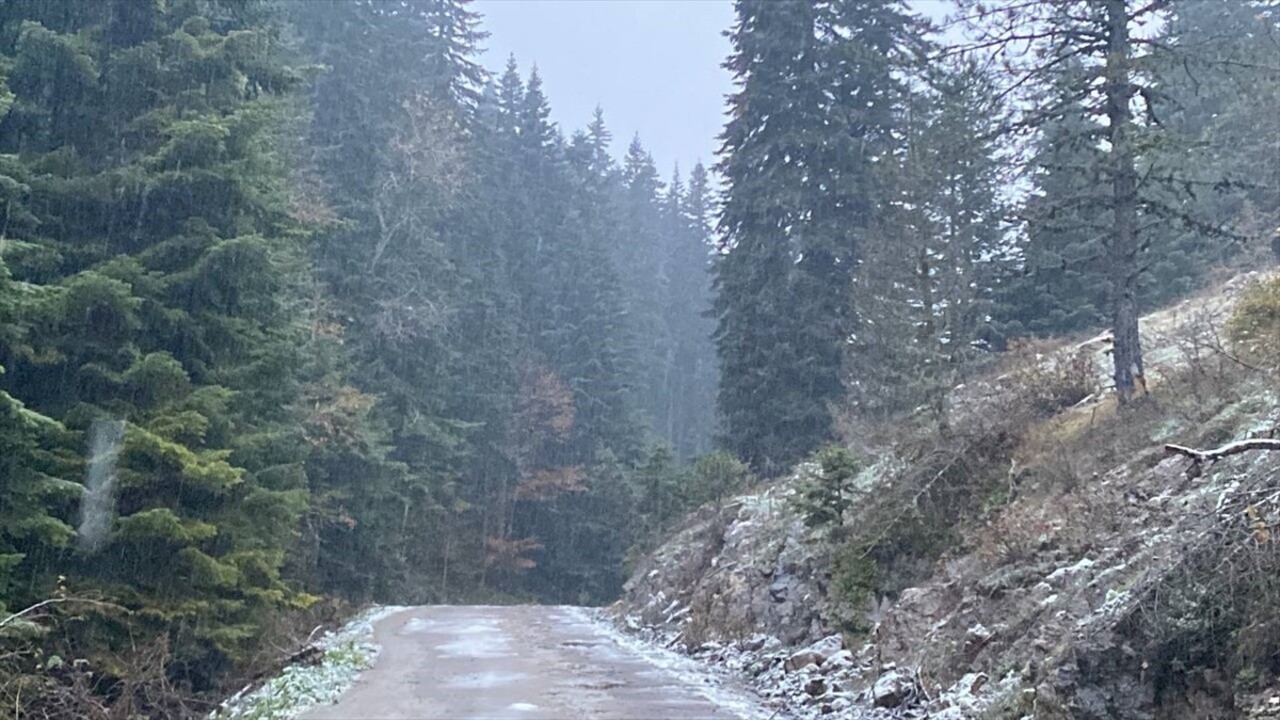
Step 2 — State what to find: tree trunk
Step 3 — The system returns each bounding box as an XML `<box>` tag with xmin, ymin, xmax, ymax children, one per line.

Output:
<box><xmin>1104</xmin><ymin>0</ymin><xmax>1144</xmax><ymax>404</ymax></box>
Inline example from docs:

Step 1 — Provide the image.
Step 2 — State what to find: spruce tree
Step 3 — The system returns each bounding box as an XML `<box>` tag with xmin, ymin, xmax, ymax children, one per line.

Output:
<box><xmin>995</xmin><ymin>83</ymin><xmax>1110</xmax><ymax>339</ymax></box>
<box><xmin>713</xmin><ymin>0</ymin><xmax>913</xmax><ymax>473</ymax></box>
<box><xmin>1150</xmin><ymin>2</ymin><xmax>1280</xmax><ymax>272</ymax></box>
<box><xmin>956</xmin><ymin>0</ymin><xmax>1256</xmax><ymax>402</ymax></box>
<box><xmin>662</xmin><ymin>162</ymin><xmax>718</xmax><ymax>459</ymax></box>
<box><xmin>0</xmin><ymin>0</ymin><xmax>313</xmax><ymax>682</ymax></box>
<box><xmin>0</xmin><ymin>259</ymin><xmax>78</xmax><ymax>619</ymax></box>
<box><xmin>295</xmin><ymin>0</ymin><xmax>487</xmax><ymax>602</ymax></box>
<box><xmin>852</xmin><ymin>59</ymin><xmax>1008</xmax><ymax>416</ymax></box>
<box><xmin>618</xmin><ymin>136</ymin><xmax>672</xmax><ymax>442</ymax></box>
<box><xmin>715</xmin><ymin>0</ymin><xmax>826</xmax><ymax>475</ymax></box>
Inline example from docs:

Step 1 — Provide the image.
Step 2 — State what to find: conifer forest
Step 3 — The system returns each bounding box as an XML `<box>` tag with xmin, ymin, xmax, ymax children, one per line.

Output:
<box><xmin>0</xmin><ymin>0</ymin><xmax>1276</xmax><ymax>717</ymax></box>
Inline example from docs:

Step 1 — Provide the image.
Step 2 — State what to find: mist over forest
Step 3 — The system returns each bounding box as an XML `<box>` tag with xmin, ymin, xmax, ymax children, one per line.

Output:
<box><xmin>0</xmin><ymin>1</ymin><xmax>1277</xmax><ymax>718</ymax></box>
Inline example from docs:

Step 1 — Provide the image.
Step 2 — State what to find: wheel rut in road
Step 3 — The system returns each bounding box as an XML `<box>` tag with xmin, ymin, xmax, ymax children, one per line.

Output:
<box><xmin>301</xmin><ymin>605</ymin><xmax>768</xmax><ymax>720</ymax></box>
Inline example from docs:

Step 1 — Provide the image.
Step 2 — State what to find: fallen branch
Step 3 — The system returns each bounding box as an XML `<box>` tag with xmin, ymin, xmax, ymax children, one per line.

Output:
<box><xmin>0</xmin><ymin>598</ymin><xmax>125</xmax><ymax>629</ymax></box>
<box><xmin>1165</xmin><ymin>439</ymin><xmax>1280</xmax><ymax>464</ymax></box>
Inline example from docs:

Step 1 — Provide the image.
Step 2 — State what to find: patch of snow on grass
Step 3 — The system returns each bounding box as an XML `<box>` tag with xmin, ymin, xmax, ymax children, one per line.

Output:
<box><xmin>211</xmin><ymin>605</ymin><xmax>407</xmax><ymax>720</ymax></box>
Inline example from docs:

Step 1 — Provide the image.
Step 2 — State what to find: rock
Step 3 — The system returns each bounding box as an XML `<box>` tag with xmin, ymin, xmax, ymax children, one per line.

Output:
<box><xmin>740</xmin><ymin>633</ymin><xmax>771</xmax><ymax>652</ymax></box>
<box><xmin>873</xmin><ymin>668</ymin><xmax>917</xmax><ymax>708</ymax></box>
<box><xmin>804</xmin><ymin>633</ymin><xmax>845</xmax><ymax>660</ymax></box>
<box><xmin>769</xmin><ymin>579</ymin><xmax>790</xmax><ymax>602</ymax></box>
<box><xmin>828</xmin><ymin>696</ymin><xmax>852</xmax><ymax>714</ymax></box>
<box><xmin>805</xmin><ymin>677</ymin><xmax>827</xmax><ymax>697</ymax></box>
<box><xmin>964</xmin><ymin>623</ymin><xmax>993</xmax><ymax>652</ymax></box>
<box><xmin>820</xmin><ymin>649</ymin><xmax>854</xmax><ymax>673</ymax></box>
<box><xmin>785</xmin><ymin>650</ymin><xmax>825</xmax><ymax>672</ymax></box>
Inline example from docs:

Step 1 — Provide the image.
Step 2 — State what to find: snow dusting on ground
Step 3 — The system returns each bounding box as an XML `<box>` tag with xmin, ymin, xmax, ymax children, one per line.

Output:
<box><xmin>211</xmin><ymin>606</ymin><xmax>407</xmax><ymax>720</ymax></box>
<box><xmin>572</xmin><ymin>607</ymin><xmax>784</xmax><ymax>720</ymax></box>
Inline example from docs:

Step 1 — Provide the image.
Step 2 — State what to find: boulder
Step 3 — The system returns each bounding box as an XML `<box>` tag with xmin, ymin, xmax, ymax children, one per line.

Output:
<box><xmin>820</xmin><ymin>649</ymin><xmax>854</xmax><ymax>674</ymax></box>
<box><xmin>804</xmin><ymin>677</ymin><xmax>827</xmax><ymax>697</ymax></box>
<box><xmin>873</xmin><ymin>668</ymin><xmax>917</xmax><ymax>708</ymax></box>
<box><xmin>785</xmin><ymin>650</ymin><xmax>825</xmax><ymax>672</ymax></box>
<box><xmin>804</xmin><ymin>634</ymin><xmax>844</xmax><ymax>660</ymax></box>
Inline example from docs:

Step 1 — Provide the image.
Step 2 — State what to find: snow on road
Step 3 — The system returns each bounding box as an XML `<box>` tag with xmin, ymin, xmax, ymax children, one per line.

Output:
<box><xmin>245</xmin><ymin>605</ymin><xmax>779</xmax><ymax>720</ymax></box>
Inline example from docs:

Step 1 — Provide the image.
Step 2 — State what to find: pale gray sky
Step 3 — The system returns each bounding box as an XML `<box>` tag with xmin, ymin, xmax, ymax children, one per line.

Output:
<box><xmin>474</xmin><ymin>1</ymin><xmax>956</xmax><ymax>178</ymax></box>
<box><xmin>475</xmin><ymin>0</ymin><xmax>735</xmax><ymax>178</ymax></box>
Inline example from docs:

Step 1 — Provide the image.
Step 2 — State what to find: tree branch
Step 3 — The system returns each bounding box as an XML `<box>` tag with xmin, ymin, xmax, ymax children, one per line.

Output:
<box><xmin>0</xmin><ymin>597</ymin><xmax>126</xmax><ymax>629</ymax></box>
<box><xmin>1165</xmin><ymin>439</ymin><xmax>1280</xmax><ymax>464</ymax></box>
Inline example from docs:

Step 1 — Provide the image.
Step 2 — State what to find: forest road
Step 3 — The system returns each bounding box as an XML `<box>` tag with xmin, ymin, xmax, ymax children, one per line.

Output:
<box><xmin>301</xmin><ymin>605</ymin><xmax>768</xmax><ymax>720</ymax></box>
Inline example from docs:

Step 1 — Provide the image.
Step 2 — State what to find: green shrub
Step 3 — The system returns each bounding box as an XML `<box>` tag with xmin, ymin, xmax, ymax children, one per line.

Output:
<box><xmin>829</xmin><ymin>542</ymin><xmax>880</xmax><ymax>633</ymax></box>
<box><xmin>792</xmin><ymin>446</ymin><xmax>863</xmax><ymax>531</ymax></box>
<box><xmin>687</xmin><ymin>451</ymin><xmax>754</xmax><ymax>508</ymax></box>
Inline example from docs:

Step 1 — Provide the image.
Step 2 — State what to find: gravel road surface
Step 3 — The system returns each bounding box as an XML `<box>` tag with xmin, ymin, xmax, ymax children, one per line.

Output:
<box><xmin>301</xmin><ymin>605</ymin><xmax>770</xmax><ymax>720</ymax></box>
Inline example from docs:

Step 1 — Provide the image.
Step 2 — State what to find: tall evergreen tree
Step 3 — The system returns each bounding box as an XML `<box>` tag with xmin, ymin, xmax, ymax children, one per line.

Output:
<box><xmin>957</xmin><ymin>0</ymin><xmax>1256</xmax><ymax>402</ymax></box>
<box><xmin>1151</xmin><ymin>1</ymin><xmax>1280</xmax><ymax>269</ymax></box>
<box><xmin>293</xmin><ymin>0</ymin><xmax>488</xmax><ymax>602</ymax></box>
<box><xmin>995</xmin><ymin>78</ymin><xmax>1110</xmax><ymax>339</ymax></box>
<box><xmin>662</xmin><ymin>162</ymin><xmax>718</xmax><ymax>459</ymax></box>
<box><xmin>0</xmin><ymin>258</ymin><xmax>78</xmax><ymax>620</ymax></box>
<box><xmin>0</xmin><ymin>0</ymin><xmax>312</xmax><ymax>684</ymax></box>
<box><xmin>713</xmin><ymin>0</ymin><xmax>913</xmax><ymax>474</ymax></box>
<box><xmin>618</xmin><ymin>136</ymin><xmax>672</xmax><ymax>441</ymax></box>
<box><xmin>852</xmin><ymin>59</ymin><xmax>1008</xmax><ymax>416</ymax></box>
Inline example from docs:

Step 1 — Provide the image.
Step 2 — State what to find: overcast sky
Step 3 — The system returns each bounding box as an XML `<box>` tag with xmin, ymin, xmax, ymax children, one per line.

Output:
<box><xmin>474</xmin><ymin>0</ymin><xmax>735</xmax><ymax>178</ymax></box>
<box><xmin>474</xmin><ymin>1</ymin><xmax>955</xmax><ymax>180</ymax></box>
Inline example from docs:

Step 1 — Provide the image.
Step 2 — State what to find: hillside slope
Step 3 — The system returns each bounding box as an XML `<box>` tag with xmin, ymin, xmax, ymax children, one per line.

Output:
<box><xmin>615</xmin><ymin>271</ymin><xmax>1280</xmax><ymax>719</ymax></box>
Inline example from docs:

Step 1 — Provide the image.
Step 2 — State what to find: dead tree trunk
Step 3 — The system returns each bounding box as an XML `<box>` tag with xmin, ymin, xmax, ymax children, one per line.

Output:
<box><xmin>1104</xmin><ymin>0</ymin><xmax>1145</xmax><ymax>404</ymax></box>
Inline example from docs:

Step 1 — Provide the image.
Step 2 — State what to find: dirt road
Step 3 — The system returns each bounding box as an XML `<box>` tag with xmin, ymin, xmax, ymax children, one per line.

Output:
<box><xmin>301</xmin><ymin>605</ymin><xmax>770</xmax><ymax>720</ymax></box>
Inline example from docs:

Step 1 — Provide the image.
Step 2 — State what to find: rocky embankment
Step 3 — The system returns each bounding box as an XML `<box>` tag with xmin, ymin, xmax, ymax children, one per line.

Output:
<box><xmin>614</xmin><ymin>272</ymin><xmax>1280</xmax><ymax>719</ymax></box>
<box><xmin>612</xmin><ymin>467</ymin><xmax>1030</xmax><ymax>719</ymax></box>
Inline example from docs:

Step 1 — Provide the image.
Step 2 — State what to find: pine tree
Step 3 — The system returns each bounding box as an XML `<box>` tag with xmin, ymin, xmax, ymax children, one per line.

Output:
<box><xmin>662</xmin><ymin>162</ymin><xmax>718</xmax><ymax>459</ymax></box>
<box><xmin>956</xmin><ymin>0</ymin><xmax>1254</xmax><ymax>403</ymax></box>
<box><xmin>618</xmin><ymin>136</ymin><xmax>672</xmax><ymax>441</ymax></box>
<box><xmin>714</xmin><ymin>0</ymin><xmax>913</xmax><ymax>473</ymax></box>
<box><xmin>852</xmin><ymin>59</ymin><xmax>1008</xmax><ymax>416</ymax></box>
<box><xmin>0</xmin><ymin>0</ymin><xmax>314</xmax><ymax>682</ymax></box>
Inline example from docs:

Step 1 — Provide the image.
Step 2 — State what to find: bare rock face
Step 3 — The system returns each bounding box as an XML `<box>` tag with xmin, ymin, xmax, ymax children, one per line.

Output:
<box><xmin>620</xmin><ymin>478</ymin><xmax>828</xmax><ymax>647</ymax></box>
